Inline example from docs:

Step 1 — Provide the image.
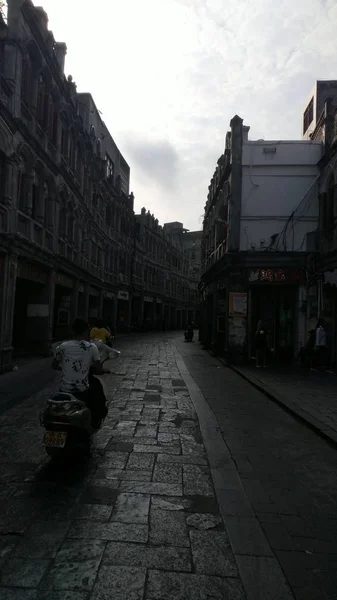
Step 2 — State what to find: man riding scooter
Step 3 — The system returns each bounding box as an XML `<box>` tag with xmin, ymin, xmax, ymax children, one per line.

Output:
<box><xmin>52</xmin><ymin>318</ymin><xmax>110</xmax><ymax>428</ymax></box>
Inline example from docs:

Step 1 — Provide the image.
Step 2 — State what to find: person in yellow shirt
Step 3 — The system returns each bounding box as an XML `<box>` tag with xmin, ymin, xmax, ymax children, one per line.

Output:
<box><xmin>90</xmin><ymin>320</ymin><xmax>111</xmax><ymax>344</ymax></box>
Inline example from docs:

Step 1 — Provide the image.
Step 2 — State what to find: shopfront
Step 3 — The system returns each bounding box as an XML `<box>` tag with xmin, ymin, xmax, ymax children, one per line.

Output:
<box><xmin>88</xmin><ymin>286</ymin><xmax>100</xmax><ymax>323</ymax></box>
<box><xmin>53</xmin><ymin>272</ymin><xmax>75</xmax><ymax>340</ymax></box>
<box><xmin>117</xmin><ymin>290</ymin><xmax>130</xmax><ymax>331</ymax></box>
<box><xmin>13</xmin><ymin>259</ymin><xmax>51</xmax><ymax>355</ymax></box>
<box><xmin>248</xmin><ymin>268</ymin><xmax>303</xmax><ymax>364</ymax></box>
<box><xmin>144</xmin><ymin>296</ymin><xmax>154</xmax><ymax>330</ymax></box>
<box><xmin>103</xmin><ymin>292</ymin><xmax>116</xmax><ymax>331</ymax></box>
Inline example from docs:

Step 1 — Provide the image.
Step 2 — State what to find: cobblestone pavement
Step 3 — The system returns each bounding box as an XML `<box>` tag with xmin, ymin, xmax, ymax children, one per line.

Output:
<box><xmin>0</xmin><ymin>334</ymin><xmax>246</xmax><ymax>600</ymax></box>
<box><xmin>231</xmin><ymin>364</ymin><xmax>337</xmax><ymax>444</ymax></box>
<box><xmin>1</xmin><ymin>333</ymin><xmax>337</xmax><ymax>600</ymax></box>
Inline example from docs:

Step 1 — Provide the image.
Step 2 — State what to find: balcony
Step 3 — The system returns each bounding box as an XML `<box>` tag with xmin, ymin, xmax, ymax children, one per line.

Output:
<box><xmin>203</xmin><ymin>241</ymin><xmax>227</xmax><ymax>273</ymax></box>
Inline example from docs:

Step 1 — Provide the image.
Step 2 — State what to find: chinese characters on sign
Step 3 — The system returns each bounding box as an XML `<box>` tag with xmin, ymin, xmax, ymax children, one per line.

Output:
<box><xmin>249</xmin><ymin>269</ymin><xmax>303</xmax><ymax>283</ymax></box>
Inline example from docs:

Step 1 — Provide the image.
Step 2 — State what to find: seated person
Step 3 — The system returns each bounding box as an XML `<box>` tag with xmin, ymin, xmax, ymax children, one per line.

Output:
<box><xmin>52</xmin><ymin>318</ymin><xmax>110</xmax><ymax>427</ymax></box>
<box><xmin>90</xmin><ymin>320</ymin><xmax>112</xmax><ymax>344</ymax></box>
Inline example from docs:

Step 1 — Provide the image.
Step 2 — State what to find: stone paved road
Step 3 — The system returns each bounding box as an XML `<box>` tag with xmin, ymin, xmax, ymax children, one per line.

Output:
<box><xmin>177</xmin><ymin>338</ymin><xmax>337</xmax><ymax>600</ymax></box>
<box><xmin>0</xmin><ymin>333</ymin><xmax>336</xmax><ymax>600</ymax></box>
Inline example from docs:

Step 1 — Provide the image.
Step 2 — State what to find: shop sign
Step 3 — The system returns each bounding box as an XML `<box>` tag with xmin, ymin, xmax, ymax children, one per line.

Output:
<box><xmin>249</xmin><ymin>268</ymin><xmax>303</xmax><ymax>283</ymax></box>
<box><xmin>229</xmin><ymin>292</ymin><xmax>247</xmax><ymax>317</ymax></box>
<box><xmin>27</xmin><ymin>304</ymin><xmax>49</xmax><ymax>317</ymax></box>
<box><xmin>18</xmin><ymin>260</ymin><xmax>48</xmax><ymax>284</ymax></box>
<box><xmin>55</xmin><ymin>272</ymin><xmax>74</xmax><ymax>289</ymax></box>
<box><xmin>144</xmin><ymin>296</ymin><xmax>153</xmax><ymax>303</ymax></box>
<box><xmin>105</xmin><ymin>292</ymin><xmax>115</xmax><ymax>299</ymax></box>
<box><xmin>118</xmin><ymin>290</ymin><xmax>129</xmax><ymax>301</ymax></box>
<box><xmin>156</xmin><ymin>298</ymin><xmax>162</xmax><ymax>304</ymax></box>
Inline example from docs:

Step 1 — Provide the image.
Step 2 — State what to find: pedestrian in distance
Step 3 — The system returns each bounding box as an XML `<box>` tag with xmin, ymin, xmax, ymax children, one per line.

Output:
<box><xmin>255</xmin><ymin>320</ymin><xmax>269</xmax><ymax>368</ymax></box>
<box><xmin>312</xmin><ymin>318</ymin><xmax>328</xmax><ymax>371</ymax></box>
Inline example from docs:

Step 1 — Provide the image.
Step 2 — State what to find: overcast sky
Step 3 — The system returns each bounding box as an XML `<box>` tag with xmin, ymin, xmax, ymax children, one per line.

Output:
<box><xmin>36</xmin><ymin>0</ymin><xmax>337</xmax><ymax>230</ymax></box>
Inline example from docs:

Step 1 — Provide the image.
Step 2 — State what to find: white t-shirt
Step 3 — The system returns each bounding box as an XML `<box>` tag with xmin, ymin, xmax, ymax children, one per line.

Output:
<box><xmin>55</xmin><ymin>340</ymin><xmax>100</xmax><ymax>393</ymax></box>
<box><xmin>315</xmin><ymin>326</ymin><xmax>326</xmax><ymax>347</ymax></box>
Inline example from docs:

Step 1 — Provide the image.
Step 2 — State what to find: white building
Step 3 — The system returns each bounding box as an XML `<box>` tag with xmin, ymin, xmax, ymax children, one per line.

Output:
<box><xmin>240</xmin><ymin>134</ymin><xmax>322</xmax><ymax>253</ymax></box>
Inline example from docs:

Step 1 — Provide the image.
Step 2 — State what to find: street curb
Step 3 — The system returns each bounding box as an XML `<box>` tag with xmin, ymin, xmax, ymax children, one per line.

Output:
<box><xmin>174</xmin><ymin>346</ymin><xmax>294</xmax><ymax>600</ymax></box>
<box><xmin>225</xmin><ymin>361</ymin><xmax>337</xmax><ymax>449</ymax></box>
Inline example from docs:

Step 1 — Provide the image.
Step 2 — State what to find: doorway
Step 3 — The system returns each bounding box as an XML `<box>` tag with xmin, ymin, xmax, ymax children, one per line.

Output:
<box><xmin>250</xmin><ymin>285</ymin><xmax>296</xmax><ymax>363</ymax></box>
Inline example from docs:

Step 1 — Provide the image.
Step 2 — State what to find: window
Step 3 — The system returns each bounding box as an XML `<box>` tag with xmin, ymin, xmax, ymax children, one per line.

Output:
<box><xmin>106</xmin><ymin>154</ymin><xmax>114</xmax><ymax>181</ymax></box>
<box><xmin>21</xmin><ymin>60</ymin><xmax>31</xmax><ymax>105</ymax></box>
<box><xmin>37</xmin><ymin>75</ymin><xmax>50</xmax><ymax>131</ymax></box>
<box><xmin>59</xmin><ymin>203</ymin><xmax>66</xmax><ymax>238</ymax></box>
<box><xmin>18</xmin><ymin>170</ymin><xmax>29</xmax><ymax>212</ymax></box>
<box><xmin>61</xmin><ymin>114</ymin><xmax>69</xmax><ymax>157</ymax></box>
<box><xmin>31</xmin><ymin>177</ymin><xmax>39</xmax><ymax>221</ymax></box>
<box><xmin>303</xmin><ymin>98</ymin><xmax>314</xmax><ymax>135</ymax></box>
<box><xmin>48</xmin><ymin>98</ymin><xmax>58</xmax><ymax>145</ymax></box>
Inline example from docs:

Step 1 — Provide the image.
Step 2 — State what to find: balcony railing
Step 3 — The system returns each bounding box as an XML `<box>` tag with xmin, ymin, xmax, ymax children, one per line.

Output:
<box><xmin>203</xmin><ymin>240</ymin><xmax>227</xmax><ymax>273</ymax></box>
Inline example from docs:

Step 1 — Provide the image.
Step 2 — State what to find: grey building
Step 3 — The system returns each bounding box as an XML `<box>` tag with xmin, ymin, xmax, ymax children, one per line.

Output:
<box><xmin>0</xmin><ymin>0</ymin><xmax>134</xmax><ymax>371</ymax></box>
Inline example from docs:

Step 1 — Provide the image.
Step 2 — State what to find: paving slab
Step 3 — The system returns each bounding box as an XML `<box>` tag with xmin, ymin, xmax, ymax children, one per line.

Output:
<box><xmin>103</xmin><ymin>541</ymin><xmax>192</xmax><ymax>571</ymax></box>
<box><xmin>149</xmin><ymin>508</ymin><xmax>190</xmax><ymax>547</ymax></box>
<box><xmin>91</xmin><ymin>565</ymin><xmax>146</xmax><ymax>600</ymax></box>
<box><xmin>111</xmin><ymin>493</ymin><xmax>150</xmax><ymax>524</ymax></box>
<box><xmin>146</xmin><ymin>570</ymin><xmax>246</xmax><ymax>600</ymax></box>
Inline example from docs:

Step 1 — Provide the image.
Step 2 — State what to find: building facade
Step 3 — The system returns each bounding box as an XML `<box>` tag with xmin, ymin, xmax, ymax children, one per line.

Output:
<box><xmin>199</xmin><ymin>115</ymin><xmax>322</xmax><ymax>364</ymax></box>
<box><xmin>307</xmin><ymin>80</ymin><xmax>337</xmax><ymax>366</ymax></box>
<box><xmin>0</xmin><ymin>0</ymin><xmax>136</xmax><ymax>371</ymax></box>
<box><xmin>132</xmin><ymin>210</ymin><xmax>200</xmax><ymax>331</ymax></box>
<box><xmin>0</xmin><ymin>1</ymin><xmax>201</xmax><ymax>371</ymax></box>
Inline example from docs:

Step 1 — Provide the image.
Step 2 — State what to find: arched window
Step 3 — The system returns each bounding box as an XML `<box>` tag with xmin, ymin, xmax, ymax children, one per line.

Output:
<box><xmin>17</xmin><ymin>161</ymin><xmax>29</xmax><ymax>213</ymax></box>
<box><xmin>44</xmin><ymin>182</ymin><xmax>54</xmax><ymax>229</ymax></box>
<box><xmin>37</xmin><ymin>74</ymin><xmax>50</xmax><ymax>131</ymax></box>
<box><xmin>48</xmin><ymin>95</ymin><xmax>58</xmax><ymax>145</ymax></box>
<box><xmin>96</xmin><ymin>139</ymin><xmax>102</xmax><ymax>158</ymax></box>
<box><xmin>59</xmin><ymin>194</ymin><xmax>67</xmax><ymax>238</ymax></box>
<box><xmin>67</xmin><ymin>201</ymin><xmax>75</xmax><ymax>243</ymax></box>
<box><xmin>69</xmin><ymin>129</ymin><xmax>76</xmax><ymax>169</ymax></box>
<box><xmin>61</xmin><ymin>113</ymin><xmax>69</xmax><ymax>158</ymax></box>
<box><xmin>75</xmin><ymin>143</ymin><xmax>82</xmax><ymax>178</ymax></box>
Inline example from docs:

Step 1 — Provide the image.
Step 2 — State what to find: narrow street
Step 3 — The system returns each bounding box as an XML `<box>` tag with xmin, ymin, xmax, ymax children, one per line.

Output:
<box><xmin>0</xmin><ymin>333</ymin><xmax>336</xmax><ymax>600</ymax></box>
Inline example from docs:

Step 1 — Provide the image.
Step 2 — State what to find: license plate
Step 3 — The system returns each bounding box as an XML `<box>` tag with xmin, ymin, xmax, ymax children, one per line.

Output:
<box><xmin>44</xmin><ymin>431</ymin><xmax>67</xmax><ymax>448</ymax></box>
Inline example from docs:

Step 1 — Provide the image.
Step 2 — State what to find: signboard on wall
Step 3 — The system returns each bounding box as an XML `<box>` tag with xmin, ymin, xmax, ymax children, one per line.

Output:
<box><xmin>249</xmin><ymin>269</ymin><xmax>303</xmax><ymax>284</ymax></box>
<box><xmin>229</xmin><ymin>293</ymin><xmax>247</xmax><ymax>317</ymax></box>
<box><xmin>18</xmin><ymin>260</ymin><xmax>48</xmax><ymax>284</ymax></box>
<box><xmin>118</xmin><ymin>290</ymin><xmax>129</xmax><ymax>301</ymax></box>
<box><xmin>55</xmin><ymin>272</ymin><xmax>74</xmax><ymax>289</ymax></box>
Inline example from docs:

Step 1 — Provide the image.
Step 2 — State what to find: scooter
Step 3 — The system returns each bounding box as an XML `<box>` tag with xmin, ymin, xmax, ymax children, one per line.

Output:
<box><xmin>41</xmin><ymin>348</ymin><xmax>120</xmax><ymax>460</ymax></box>
<box><xmin>184</xmin><ymin>328</ymin><xmax>194</xmax><ymax>342</ymax></box>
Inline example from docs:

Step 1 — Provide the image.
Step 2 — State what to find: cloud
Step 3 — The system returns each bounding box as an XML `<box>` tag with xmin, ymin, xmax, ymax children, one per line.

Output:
<box><xmin>124</xmin><ymin>137</ymin><xmax>180</xmax><ymax>190</ymax></box>
<box><xmin>35</xmin><ymin>0</ymin><xmax>337</xmax><ymax>229</ymax></box>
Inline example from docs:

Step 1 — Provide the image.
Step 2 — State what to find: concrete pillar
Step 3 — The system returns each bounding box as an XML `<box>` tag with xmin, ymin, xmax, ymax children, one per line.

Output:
<box><xmin>83</xmin><ymin>283</ymin><xmax>89</xmax><ymax>322</ymax></box>
<box><xmin>26</xmin><ymin>270</ymin><xmax>54</xmax><ymax>356</ymax></box>
<box><xmin>70</xmin><ymin>280</ymin><xmax>80</xmax><ymax>323</ymax></box>
<box><xmin>0</xmin><ymin>253</ymin><xmax>18</xmax><ymax>372</ymax></box>
<box><xmin>127</xmin><ymin>294</ymin><xmax>132</xmax><ymax>329</ymax></box>
<box><xmin>112</xmin><ymin>296</ymin><xmax>118</xmax><ymax>332</ymax></box>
